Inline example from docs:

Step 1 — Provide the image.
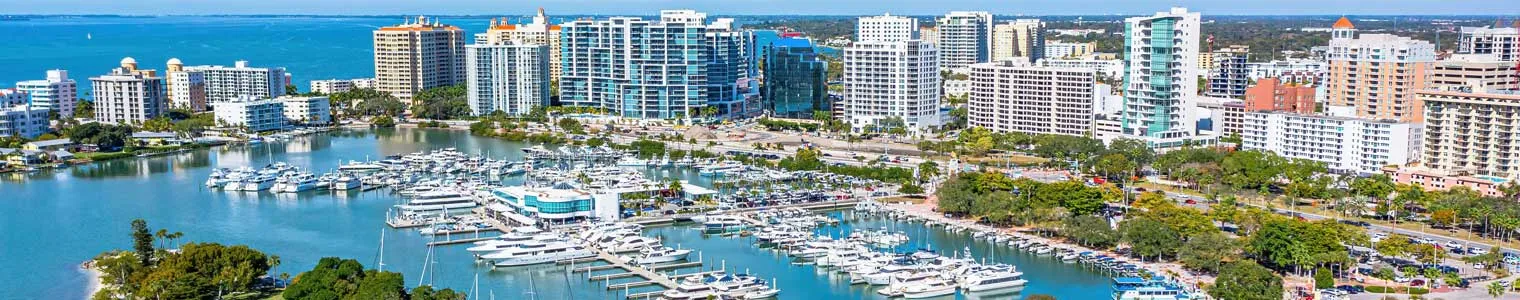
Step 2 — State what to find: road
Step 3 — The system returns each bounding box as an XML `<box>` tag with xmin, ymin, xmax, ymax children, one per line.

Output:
<box><xmin>605</xmin><ymin>133</ymin><xmax>925</xmax><ymax>169</ymax></box>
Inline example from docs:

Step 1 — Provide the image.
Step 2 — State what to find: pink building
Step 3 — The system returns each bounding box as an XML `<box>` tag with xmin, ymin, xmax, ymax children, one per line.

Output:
<box><xmin>1381</xmin><ymin>166</ymin><xmax>1506</xmax><ymax>197</ymax></box>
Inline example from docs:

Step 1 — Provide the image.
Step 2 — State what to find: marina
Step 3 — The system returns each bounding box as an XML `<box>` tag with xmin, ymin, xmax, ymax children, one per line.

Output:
<box><xmin>5</xmin><ymin>128</ymin><xmax>1116</xmax><ymax>299</ymax></box>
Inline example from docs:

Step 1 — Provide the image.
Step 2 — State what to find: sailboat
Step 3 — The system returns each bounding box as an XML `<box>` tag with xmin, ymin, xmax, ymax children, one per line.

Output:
<box><xmin>86</xmin><ymin>33</ymin><xmax>92</xmax><ymax>40</ymax></box>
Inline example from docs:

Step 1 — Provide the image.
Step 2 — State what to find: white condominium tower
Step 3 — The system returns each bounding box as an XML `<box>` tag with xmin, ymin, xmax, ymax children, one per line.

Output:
<box><xmin>90</xmin><ymin>58</ymin><xmax>167</xmax><ymax>124</ymax></box>
<box><xmin>559</xmin><ymin>10</ymin><xmax>757</xmax><ymax>119</ymax></box>
<box><xmin>174</xmin><ymin>59</ymin><xmax>286</xmax><ymax>108</ymax></box>
<box><xmin>1119</xmin><ymin>7</ymin><xmax>1203</xmax><ymax>148</ymax></box>
<box><xmin>844</xmin><ymin>16</ymin><xmax>941</xmax><ymax>132</ymax></box>
<box><xmin>478</xmin><ymin>8</ymin><xmax>563</xmax><ymax>83</ymax></box>
<box><xmin>1457</xmin><ymin>24</ymin><xmax>1519</xmax><ymax>62</ymax></box>
<box><xmin>857</xmin><ymin>14</ymin><xmax>919</xmax><ymax>42</ymax></box>
<box><xmin>992</xmin><ymin>19</ymin><xmax>1046</xmax><ymax>63</ymax></box>
<box><xmin>936</xmin><ymin>11</ymin><xmax>993</xmax><ymax>70</ymax></box>
<box><xmin>373</xmin><ymin>16</ymin><xmax>466</xmax><ymax>103</ymax></box>
<box><xmin>15</xmin><ymin>69</ymin><xmax>77</xmax><ymax>118</ymax></box>
<box><xmin>164</xmin><ymin>58</ymin><xmax>207</xmax><ymax>112</ymax></box>
<box><xmin>967</xmin><ymin>60</ymin><xmax>1101</xmax><ymax>137</ymax></box>
<box><xmin>465</xmin><ymin>40</ymin><xmax>550</xmax><ymax>116</ymax></box>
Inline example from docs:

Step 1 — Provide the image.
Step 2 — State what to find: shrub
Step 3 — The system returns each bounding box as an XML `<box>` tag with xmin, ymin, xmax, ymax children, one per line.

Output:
<box><xmin>1408</xmin><ymin>287</ymin><xmax>1429</xmax><ymax>295</ymax></box>
<box><xmin>1314</xmin><ymin>267</ymin><xmax>1334</xmax><ymax>289</ymax></box>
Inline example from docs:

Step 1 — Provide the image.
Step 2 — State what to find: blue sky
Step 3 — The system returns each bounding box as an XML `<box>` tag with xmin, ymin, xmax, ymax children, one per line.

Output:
<box><xmin>4</xmin><ymin>0</ymin><xmax>1518</xmax><ymax>15</ymax></box>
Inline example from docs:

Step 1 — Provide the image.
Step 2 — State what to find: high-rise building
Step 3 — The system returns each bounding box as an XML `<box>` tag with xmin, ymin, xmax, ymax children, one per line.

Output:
<box><xmin>844</xmin><ymin>34</ymin><xmax>940</xmax><ymax>132</ymax></box>
<box><xmin>1206</xmin><ymin>46</ymin><xmax>1251</xmax><ymax>98</ymax></box>
<box><xmin>991</xmin><ymin>19</ymin><xmax>1045</xmax><ymax>63</ymax></box>
<box><xmin>1241</xmin><ymin>111</ymin><xmax>1420</xmax><ymax>175</ymax></box>
<box><xmin>762</xmin><ymin>38</ymin><xmax>829</xmax><ymax>119</ymax></box>
<box><xmin>1432</xmin><ymin>54</ymin><xmax>1518</xmax><ymax>91</ymax></box>
<box><xmin>1243</xmin><ymin>78</ymin><xmax>1316</xmax><ymax>114</ymax></box>
<box><xmin>1457</xmin><ymin>25</ymin><xmax>1519</xmax><ymax>62</ymax></box>
<box><xmin>212</xmin><ymin>95</ymin><xmax>285</xmax><ymax>132</ymax></box>
<box><xmin>1324</xmin><ymin>16</ymin><xmax>1435</xmax><ymax>122</ymax></box>
<box><xmin>1039</xmin><ymin>57</ymin><xmax>1124</xmax><ymax>79</ymax></box>
<box><xmin>560</xmin><ymin>10</ymin><xmax>757</xmax><ymax>119</ymax></box>
<box><xmin>478</xmin><ymin>8</ymin><xmax>563</xmax><ymax>83</ymax></box>
<box><xmin>1245</xmin><ymin>59</ymin><xmax>1326</xmax><ymax>84</ymax></box>
<box><xmin>1419</xmin><ymin>87</ymin><xmax>1520</xmax><ymax>178</ymax></box>
<box><xmin>279</xmin><ymin>95</ymin><xmax>332</xmax><ymax>125</ymax></box>
<box><xmin>857</xmin><ymin>14</ymin><xmax>919</xmax><ymax>43</ymax></box>
<box><xmin>164</xmin><ymin>58</ymin><xmax>207</xmax><ymax>112</ymax></box>
<box><xmin>90</xmin><ymin>58</ymin><xmax>167</xmax><ymax>124</ymax></box>
<box><xmin>920</xmin><ymin>26</ymin><xmax>938</xmax><ymax>46</ymax></box>
<box><xmin>0</xmin><ymin>104</ymin><xmax>49</xmax><ymax>139</ymax></box>
<box><xmin>465</xmin><ymin>40</ymin><xmax>550</xmax><ymax>116</ymax></box>
<box><xmin>373</xmin><ymin>16</ymin><xmax>467</xmax><ymax>103</ymax></box>
<box><xmin>15</xmin><ymin>70</ymin><xmax>77</xmax><ymax>118</ymax></box>
<box><xmin>177</xmin><ymin>60</ymin><xmax>286</xmax><ymax>107</ymax></box>
<box><xmin>309</xmin><ymin>78</ymin><xmax>377</xmax><ymax>94</ymax></box>
<box><xmin>0</xmin><ymin>89</ymin><xmax>26</xmax><ymax>108</ymax></box>
<box><xmin>1119</xmin><ymin>7</ymin><xmax>1204</xmax><ymax>148</ymax></box>
<box><xmin>967</xmin><ymin>60</ymin><xmax>1101</xmax><ymax>137</ymax></box>
<box><xmin>1043</xmin><ymin>41</ymin><xmax>1095</xmax><ymax>59</ymax></box>
<box><xmin>935</xmin><ymin>11</ymin><xmax>993</xmax><ymax>70</ymax></box>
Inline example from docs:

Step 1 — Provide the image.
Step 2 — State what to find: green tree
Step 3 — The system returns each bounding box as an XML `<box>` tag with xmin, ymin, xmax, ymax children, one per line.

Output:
<box><xmin>1210</xmin><ymin>260</ymin><xmax>1284</xmax><ymax>300</ymax></box>
<box><xmin>371</xmin><ymin>115</ymin><xmax>396</xmax><ymax>128</ymax></box>
<box><xmin>1313</xmin><ymin>267</ymin><xmax>1334</xmax><ymax>289</ymax></box>
<box><xmin>1063</xmin><ymin>215</ymin><xmax>1118</xmax><ymax>249</ymax></box>
<box><xmin>1178</xmin><ymin>232</ymin><xmax>1239</xmax><ymax>274</ymax></box>
<box><xmin>1490</xmin><ymin>281</ymin><xmax>1507</xmax><ymax>298</ymax></box>
<box><xmin>1118</xmin><ymin>217</ymin><xmax>1179</xmax><ymax>261</ymax></box>
<box><xmin>898</xmin><ymin>183</ymin><xmax>924</xmax><ymax>195</ymax></box>
<box><xmin>917</xmin><ymin>161</ymin><xmax>940</xmax><ymax>182</ymax></box>
<box><xmin>285</xmin><ymin>84</ymin><xmax>299</xmax><ymax>96</ymax></box>
<box><xmin>130</xmin><ymin>219</ymin><xmax>154</xmax><ymax>266</ymax></box>
<box><xmin>1350</xmin><ymin>174</ymin><xmax>1396</xmax><ymax>200</ymax></box>
<box><xmin>1093</xmin><ymin>153</ymin><xmax>1136</xmax><ymax>179</ymax></box>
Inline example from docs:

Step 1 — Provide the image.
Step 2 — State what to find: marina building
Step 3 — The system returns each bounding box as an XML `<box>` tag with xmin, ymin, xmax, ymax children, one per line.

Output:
<box><xmin>164</xmin><ymin>58</ymin><xmax>207</xmax><ymax>112</ymax></box>
<box><xmin>177</xmin><ymin>60</ymin><xmax>287</xmax><ymax>107</ymax></box>
<box><xmin>1324</xmin><ymin>17</ymin><xmax>1435</xmax><ymax>122</ymax></box>
<box><xmin>464</xmin><ymin>40</ymin><xmax>551</xmax><ymax>116</ymax></box>
<box><xmin>843</xmin><ymin>38</ymin><xmax>941</xmax><ymax>132</ymax></box>
<box><xmin>90</xmin><ymin>58</ymin><xmax>167</xmax><ymax>124</ymax></box>
<box><xmin>279</xmin><ymin>95</ymin><xmax>331</xmax><ymax>125</ymax></box>
<box><xmin>1043</xmin><ymin>41</ymin><xmax>1095</xmax><ymax>59</ymax></box>
<box><xmin>1418</xmin><ymin>87</ymin><xmax>1520</xmax><ymax>179</ymax></box>
<box><xmin>373</xmin><ymin>16</ymin><xmax>467</xmax><ymax>103</ymax></box>
<box><xmin>990</xmin><ymin>19</ymin><xmax>1045</xmax><ymax>63</ymax></box>
<box><xmin>762</xmin><ymin>38</ymin><xmax>829</xmax><ymax>119</ymax></box>
<box><xmin>935</xmin><ymin>11</ymin><xmax>993</xmax><ymax>70</ymax></box>
<box><xmin>477</xmin><ymin>8</ymin><xmax>563</xmax><ymax>83</ymax></box>
<box><xmin>212</xmin><ymin>96</ymin><xmax>285</xmax><ymax>132</ymax></box>
<box><xmin>559</xmin><ymin>10</ymin><xmax>758</xmax><ymax>119</ymax></box>
<box><xmin>1431</xmin><ymin>54</ymin><xmax>1518</xmax><ymax>91</ymax></box>
<box><xmin>15</xmin><ymin>70</ymin><xmax>77</xmax><ymax>118</ymax></box>
<box><xmin>1243</xmin><ymin>78</ymin><xmax>1316</xmax><ymax>114</ymax></box>
<box><xmin>1241</xmin><ymin>111</ymin><xmax>1421</xmax><ymax>175</ymax></box>
<box><xmin>0</xmin><ymin>104</ymin><xmax>50</xmax><ymax>139</ymax></box>
<box><xmin>967</xmin><ymin>60</ymin><xmax>1101</xmax><ymax>137</ymax></box>
<box><xmin>1119</xmin><ymin>7</ymin><xmax>1206</xmax><ymax>148</ymax></box>
<box><xmin>1457</xmin><ymin>25</ymin><xmax>1520</xmax><ymax>62</ymax></box>
<box><xmin>856</xmin><ymin>14</ymin><xmax>918</xmax><ymax>43</ymax></box>
<box><xmin>309</xmin><ymin>78</ymin><xmax>375</xmax><ymax>94</ymax></box>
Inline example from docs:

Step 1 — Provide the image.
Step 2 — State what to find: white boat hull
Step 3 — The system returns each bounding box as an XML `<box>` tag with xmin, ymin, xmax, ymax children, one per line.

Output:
<box><xmin>492</xmin><ymin>249</ymin><xmax>594</xmax><ymax>267</ymax></box>
<box><xmin>962</xmin><ymin>279</ymin><xmax>1027</xmax><ymax>292</ymax></box>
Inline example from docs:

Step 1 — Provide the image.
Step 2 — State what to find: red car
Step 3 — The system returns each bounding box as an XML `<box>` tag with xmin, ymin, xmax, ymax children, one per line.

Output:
<box><xmin>1184</xmin><ymin>199</ymin><xmax>1197</xmax><ymax>204</ymax></box>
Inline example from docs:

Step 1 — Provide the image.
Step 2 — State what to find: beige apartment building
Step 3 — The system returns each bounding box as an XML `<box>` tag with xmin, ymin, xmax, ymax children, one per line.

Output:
<box><xmin>373</xmin><ymin>16</ymin><xmax>466</xmax><ymax>103</ymax></box>
<box><xmin>1323</xmin><ymin>17</ymin><xmax>1435</xmax><ymax>122</ymax></box>
<box><xmin>1419</xmin><ymin>87</ymin><xmax>1520</xmax><ymax>179</ymax></box>
<box><xmin>477</xmin><ymin>8</ymin><xmax>562</xmax><ymax>83</ymax></box>
<box><xmin>1432</xmin><ymin>54</ymin><xmax>1518</xmax><ymax>91</ymax></box>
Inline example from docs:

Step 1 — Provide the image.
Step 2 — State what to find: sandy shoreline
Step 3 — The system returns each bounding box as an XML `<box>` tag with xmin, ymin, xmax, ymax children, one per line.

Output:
<box><xmin>81</xmin><ymin>260</ymin><xmax>102</xmax><ymax>299</ymax></box>
<box><xmin>884</xmin><ymin>199</ymin><xmax>1215</xmax><ymax>294</ymax></box>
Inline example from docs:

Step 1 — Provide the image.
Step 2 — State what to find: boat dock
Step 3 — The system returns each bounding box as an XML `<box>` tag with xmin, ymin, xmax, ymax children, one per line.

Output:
<box><xmin>624</xmin><ymin>198</ymin><xmax>863</xmax><ymax>226</ymax></box>
<box><xmin>561</xmin><ymin>241</ymin><xmax>732</xmax><ymax>299</ymax></box>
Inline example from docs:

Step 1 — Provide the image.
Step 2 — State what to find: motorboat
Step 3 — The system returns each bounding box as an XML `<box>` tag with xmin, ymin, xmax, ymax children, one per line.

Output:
<box><xmin>631</xmin><ymin>246</ymin><xmax>692</xmax><ymax>265</ymax></box>
<box><xmin>274</xmin><ymin>172</ymin><xmax>318</xmax><ymax>193</ymax></box>
<box><xmin>958</xmin><ymin>266</ymin><xmax>1027</xmax><ymax>292</ymax></box>
<box><xmin>660</xmin><ymin>282</ymin><xmax>718</xmax><ymax>300</ymax></box>
<box><xmin>1113</xmin><ymin>277</ymin><xmax>1192</xmax><ymax>300</ymax></box>
<box><xmin>900</xmin><ymin>278</ymin><xmax>958</xmax><ymax>299</ymax></box>
<box><xmin>338</xmin><ymin>161</ymin><xmax>386</xmax><ymax>172</ymax></box>
<box><xmin>231</xmin><ymin>173</ymin><xmax>277</xmax><ymax>191</ymax></box>
<box><xmin>331</xmin><ymin>173</ymin><xmax>362</xmax><ymax>190</ymax></box>
<box><xmin>484</xmin><ymin>242</ymin><xmax>594</xmax><ymax>267</ymax></box>
<box><xmin>610</xmin><ymin>236</ymin><xmax>661</xmax><ymax>253</ymax></box>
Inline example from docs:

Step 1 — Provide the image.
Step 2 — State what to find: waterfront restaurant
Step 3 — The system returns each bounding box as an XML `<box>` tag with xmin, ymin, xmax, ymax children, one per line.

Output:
<box><xmin>483</xmin><ymin>181</ymin><xmax>717</xmax><ymax>224</ymax></box>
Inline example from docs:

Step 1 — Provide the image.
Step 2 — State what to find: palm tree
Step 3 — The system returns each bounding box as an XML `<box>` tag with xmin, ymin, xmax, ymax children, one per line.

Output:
<box><xmin>168</xmin><ymin>231</ymin><xmax>184</xmax><ymax>249</ymax></box>
<box><xmin>279</xmin><ymin>272</ymin><xmax>291</xmax><ymax>288</ymax></box>
<box><xmin>155</xmin><ymin>229</ymin><xmax>168</xmax><ymax>250</ymax></box>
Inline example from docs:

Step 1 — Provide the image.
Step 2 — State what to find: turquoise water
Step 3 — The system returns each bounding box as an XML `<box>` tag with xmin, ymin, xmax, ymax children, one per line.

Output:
<box><xmin>0</xmin><ymin>128</ymin><xmax>1113</xmax><ymax>299</ymax></box>
<box><xmin>1</xmin><ymin>16</ymin><xmax>829</xmax><ymax>97</ymax></box>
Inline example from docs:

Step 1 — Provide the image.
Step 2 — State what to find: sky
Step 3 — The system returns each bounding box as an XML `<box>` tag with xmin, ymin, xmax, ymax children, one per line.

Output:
<box><xmin>4</xmin><ymin>0</ymin><xmax>1519</xmax><ymax>16</ymax></box>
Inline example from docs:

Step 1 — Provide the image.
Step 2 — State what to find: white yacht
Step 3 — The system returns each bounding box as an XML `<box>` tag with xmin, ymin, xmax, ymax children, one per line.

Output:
<box><xmin>958</xmin><ymin>267</ymin><xmax>1027</xmax><ymax>292</ymax></box>
<box><xmin>610</xmin><ymin>236</ymin><xmax>661</xmax><ymax>253</ymax></box>
<box><xmin>231</xmin><ymin>174</ymin><xmax>278</xmax><ymax>191</ymax></box>
<box><xmin>660</xmin><ymin>282</ymin><xmax>718</xmax><ymax>300</ymax></box>
<box><xmin>331</xmin><ymin>173</ymin><xmax>361</xmax><ymax>190</ymax></box>
<box><xmin>337</xmin><ymin>161</ymin><xmax>386</xmax><ymax>172</ymax></box>
<box><xmin>900</xmin><ymin>278</ymin><xmax>958</xmax><ymax>299</ymax></box>
<box><xmin>631</xmin><ymin>246</ymin><xmax>692</xmax><ymax>265</ymax></box>
<box><xmin>396</xmin><ymin>190</ymin><xmax>478</xmax><ymax>212</ymax></box>
<box><xmin>484</xmin><ymin>242</ymin><xmax>594</xmax><ymax>267</ymax></box>
<box><xmin>274</xmin><ymin>172</ymin><xmax>319</xmax><ymax>193</ymax></box>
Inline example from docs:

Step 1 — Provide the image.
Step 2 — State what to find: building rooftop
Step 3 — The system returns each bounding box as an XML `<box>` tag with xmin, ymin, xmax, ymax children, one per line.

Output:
<box><xmin>25</xmin><ymin>139</ymin><xmax>73</xmax><ymax>148</ymax></box>
<box><xmin>1332</xmin><ymin>16</ymin><xmax>1355</xmax><ymax>29</ymax></box>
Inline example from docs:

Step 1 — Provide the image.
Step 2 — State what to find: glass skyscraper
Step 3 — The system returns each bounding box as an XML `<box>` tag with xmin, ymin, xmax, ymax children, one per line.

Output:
<box><xmin>762</xmin><ymin>38</ymin><xmax>828</xmax><ymax>119</ymax></box>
